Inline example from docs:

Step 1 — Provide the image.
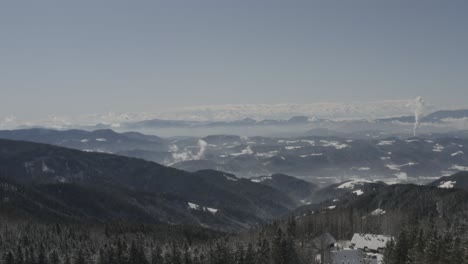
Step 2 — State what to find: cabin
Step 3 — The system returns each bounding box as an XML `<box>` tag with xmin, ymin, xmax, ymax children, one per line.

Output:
<box><xmin>350</xmin><ymin>233</ymin><xmax>392</xmax><ymax>253</ymax></box>
<box><xmin>313</xmin><ymin>233</ymin><xmax>337</xmax><ymax>264</ymax></box>
<box><xmin>317</xmin><ymin>233</ymin><xmax>391</xmax><ymax>264</ymax></box>
<box><xmin>313</xmin><ymin>233</ymin><xmax>337</xmax><ymax>249</ymax></box>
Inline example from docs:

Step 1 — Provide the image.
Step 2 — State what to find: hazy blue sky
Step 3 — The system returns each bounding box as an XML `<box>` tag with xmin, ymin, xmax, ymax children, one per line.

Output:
<box><xmin>1</xmin><ymin>0</ymin><xmax>468</xmax><ymax>119</ymax></box>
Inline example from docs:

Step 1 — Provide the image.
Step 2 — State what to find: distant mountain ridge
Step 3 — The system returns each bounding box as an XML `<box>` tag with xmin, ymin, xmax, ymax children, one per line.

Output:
<box><xmin>119</xmin><ymin>108</ymin><xmax>468</xmax><ymax>130</ymax></box>
<box><xmin>1</xmin><ymin>128</ymin><xmax>468</xmax><ymax>184</ymax></box>
<box><xmin>377</xmin><ymin>109</ymin><xmax>468</xmax><ymax>123</ymax></box>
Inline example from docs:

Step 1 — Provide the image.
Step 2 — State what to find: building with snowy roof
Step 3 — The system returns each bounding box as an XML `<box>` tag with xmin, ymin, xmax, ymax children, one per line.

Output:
<box><xmin>350</xmin><ymin>233</ymin><xmax>392</xmax><ymax>253</ymax></box>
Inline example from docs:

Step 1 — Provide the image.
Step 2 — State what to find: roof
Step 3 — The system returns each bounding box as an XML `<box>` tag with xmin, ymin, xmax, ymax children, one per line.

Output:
<box><xmin>313</xmin><ymin>233</ymin><xmax>337</xmax><ymax>249</ymax></box>
<box><xmin>331</xmin><ymin>249</ymin><xmax>365</xmax><ymax>264</ymax></box>
<box><xmin>351</xmin><ymin>234</ymin><xmax>392</xmax><ymax>251</ymax></box>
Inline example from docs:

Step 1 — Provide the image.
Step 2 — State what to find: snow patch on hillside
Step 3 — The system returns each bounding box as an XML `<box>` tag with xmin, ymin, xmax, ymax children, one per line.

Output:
<box><xmin>386</xmin><ymin>162</ymin><xmax>418</xmax><ymax>171</ymax></box>
<box><xmin>353</xmin><ymin>167</ymin><xmax>371</xmax><ymax>171</ymax></box>
<box><xmin>224</xmin><ymin>174</ymin><xmax>238</xmax><ymax>181</ymax></box>
<box><xmin>451</xmin><ymin>165</ymin><xmax>468</xmax><ymax>171</ymax></box>
<box><xmin>451</xmin><ymin>151</ymin><xmax>464</xmax><ymax>157</ymax></box>
<box><xmin>438</xmin><ymin>181</ymin><xmax>456</xmax><ymax>189</ymax></box>
<box><xmin>230</xmin><ymin>146</ymin><xmax>254</xmax><ymax>156</ymax></box>
<box><xmin>395</xmin><ymin>172</ymin><xmax>408</xmax><ymax>181</ymax></box>
<box><xmin>353</xmin><ymin>190</ymin><xmax>364</xmax><ymax>196</ymax></box>
<box><xmin>377</xmin><ymin>140</ymin><xmax>395</xmax><ymax>146</ymax></box>
<box><xmin>285</xmin><ymin>146</ymin><xmax>302</xmax><ymax>150</ymax></box>
<box><xmin>433</xmin><ymin>144</ymin><xmax>445</xmax><ymax>152</ymax></box>
<box><xmin>187</xmin><ymin>202</ymin><xmax>218</xmax><ymax>214</ymax></box>
<box><xmin>337</xmin><ymin>180</ymin><xmax>373</xmax><ymax>189</ymax></box>
<box><xmin>300</xmin><ymin>153</ymin><xmax>324</xmax><ymax>158</ymax></box>
<box><xmin>251</xmin><ymin>176</ymin><xmax>272</xmax><ymax>183</ymax></box>
<box><xmin>370</xmin><ymin>209</ymin><xmax>386</xmax><ymax>216</ymax></box>
<box><xmin>255</xmin><ymin>151</ymin><xmax>278</xmax><ymax>158</ymax></box>
<box><xmin>42</xmin><ymin>161</ymin><xmax>55</xmax><ymax>173</ymax></box>
<box><xmin>320</xmin><ymin>140</ymin><xmax>349</xmax><ymax>150</ymax></box>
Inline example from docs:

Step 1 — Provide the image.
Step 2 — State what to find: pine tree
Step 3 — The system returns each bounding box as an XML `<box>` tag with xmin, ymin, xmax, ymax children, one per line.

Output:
<box><xmin>243</xmin><ymin>243</ymin><xmax>255</xmax><ymax>264</ymax></box>
<box><xmin>255</xmin><ymin>239</ymin><xmax>270</xmax><ymax>264</ymax></box>
<box><xmin>37</xmin><ymin>244</ymin><xmax>47</xmax><ymax>264</ymax></box>
<box><xmin>286</xmin><ymin>217</ymin><xmax>297</xmax><ymax>239</ymax></box>
<box><xmin>424</xmin><ymin>230</ymin><xmax>439</xmax><ymax>264</ymax></box>
<box><xmin>271</xmin><ymin>229</ymin><xmax>284</xmax><ymax>264</ymax></box>
<box><xmin>463</xmin><ymin>239</ymin><xmax>468</xmax><ymax>264</ymax></box>
<box><xmin>14</xmin><ymin>245</ymin><xmax>24</xmax><ymax>264</ymax></box>
<box><xmin>3</xmin><ymin>251</ymin><xmax>15</xmax><ymax>264</ymax></box>
<box><xmin>26</xmin><ymin>247</ymin><xmax>35</xmax><ymax>264</ymax></box>
<box><xmin>448</xmin><ymin>237</ymin><xmax>464</xmax><ymax>264</ymax></box>
<box><xmin>97</xmin><ymin>249</ymin><xmax>106</xmax><ymax>264</ymax></box>
<box><xmin>211</xmin><ymin>240</ymin><xmax>233</xmax><ymax>264</ymax></box>
<box><xmin>150</xmin><ymin>245</ymin><xmax>163</xmax><ymax>264</ymax></box>
<box><xmin>439</xmin><ymin>232</ymin><xmax>454</xmax><ymax>264</ymax></box>
<box><xmin>49</xmin><ymin>250</ymin><xmax>60</xmax><ymax>264</ymax></box>
<box><xmin>393</xmin><ymin>230</ymin><xmax>409</xmax><ymax>264</ymax></box>
<box><xmin>193</xmin><ymin>251</ymin><xmax>206</xmax><ymax>264</ymax></box>
<box><xmin>73</xmin><ymin>250</ymin><xmax>87</xmax><ymax>264</ymax></box>
<box><xmin>411</xmin><ymin>229</ymin><xmax>426</xmax><ymax>264</ymax></box>
<box><xmin>64</xmin><ymin>254</ymin><xmax>72</xmax><ymax>264</ymax></box>
<box><xmin>382</xmin><ymin>239</ymin><xmax>395</xmax><ymax>264</ymax></box>
<box><xmin>128</xmin><ymin>241</ymin><xmax>140</xmax><ymax>264</ymax></box>
<box><xmin>164</xmin><ymin>242</ymin><xmax>182</xmax><ymax>264</ymax></box>
<box><xmin>116</xmin><ymin>240</ymin><xmax>127</xmax><ymax>264</ymax></box>
<box><xmin>234</xmin><ymin>244</ymin><xmax>245</xmax><ymax>264</ymax></box>
<box><xmin>183</xmin><ymin>243</ymin><xmax>192</xmax><ymax>264</ymax></box>
<box><xmin>105</xmin><ymin>245</ymin><xmax>117</xmax><ymax>264</ymax></box>
<box><xmin>283</xmin><ymin>235</ymin><xmax>299</xmax><ymax>264</ymax></box>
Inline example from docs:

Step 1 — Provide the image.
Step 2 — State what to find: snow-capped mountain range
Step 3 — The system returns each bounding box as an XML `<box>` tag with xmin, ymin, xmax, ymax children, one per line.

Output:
<box><xmin>156</xmin><ymin>100</ymin><xmax>431</xmax><ymax>121</ymax></box>
<box><xmin>1</xmin><ymin>99</ymin><xmax>436</xmax><ymax>129</ymax></box>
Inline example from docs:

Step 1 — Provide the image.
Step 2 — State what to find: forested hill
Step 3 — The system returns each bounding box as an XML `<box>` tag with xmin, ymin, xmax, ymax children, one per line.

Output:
<box><xmin>429</xmin><ymin>171</ymin><xmax>468</xmax><ymax>190</ymax></box>
<box><xmin>290</xmin><ymin>182</ymin><xmax>468</xmax><ymax>241</ymax></box>
<box><xmin>0</xmin><ymin>139</ymin><xmax>296</xmax><ymax>230</ymax></box>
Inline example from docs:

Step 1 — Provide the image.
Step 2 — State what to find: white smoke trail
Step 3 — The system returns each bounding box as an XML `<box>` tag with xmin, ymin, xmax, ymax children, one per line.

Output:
<box><xmin>194</xmin><ymin>139</ymin><xmax>208</xmax><ymax>159</ymax></box>
<box><xmin>171</xmin><ymin>152</ymin><xmax>192</xmax><ymax>163</ymax></box>
<box><xmin>171</xmin><ymin>139</ymin><xmax>208</xmax><ymax>164</ymax></box>
<box><xmin>168</xmin><ymin>145</ymin><xmax>179</xmax><ymax>152</ymax></box>
<box><xmin>413</xmin><ymin>96</ymin><xmax>426</xmax><ymax>136</ymax></box>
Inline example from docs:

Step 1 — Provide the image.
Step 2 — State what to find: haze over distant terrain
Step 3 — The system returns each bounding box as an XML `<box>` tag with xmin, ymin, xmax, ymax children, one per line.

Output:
<box><xmin>0</xmin><ymin>99</ymin><xmax>439</xmax><ymax>129</ymax></box>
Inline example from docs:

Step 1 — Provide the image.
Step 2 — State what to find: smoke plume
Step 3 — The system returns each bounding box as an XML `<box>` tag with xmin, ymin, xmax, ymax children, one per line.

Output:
<box><xmin>413</xmin><ymin>96</ymin><xmax>425</xmax><ymax>136</ymax></box>
<box><xmin>194</xmin><ymin>139</ymin><xmax>208</xmax><ymax>159</ymax></box>
<box><xmin>171</xmin><ymin>139</ymin><xmax>208</xmax><ymax>164</ymax></box>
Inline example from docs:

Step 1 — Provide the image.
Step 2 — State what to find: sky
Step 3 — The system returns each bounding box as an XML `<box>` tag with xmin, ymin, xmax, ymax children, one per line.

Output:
<box><xmin>1</xmin><ymin>0</ymin><xmax>468</xmax><ymax>120</ymax></box>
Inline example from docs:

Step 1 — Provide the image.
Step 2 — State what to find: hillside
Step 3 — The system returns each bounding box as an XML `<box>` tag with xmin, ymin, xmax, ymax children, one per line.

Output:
<box><xmin>2</xmin><ymin>128</ymin><xmax>468</xmax><ymax>184</ymax></box>
<box><xmin>292</xmin><ymin>180</ymin><xmax>468</xmax><ymax>239</ymax></box>
<box><xmin>250</xmin><ymin>174</ymin><xmax>318</xmax><ymax>202</ymax></box>
<box><xmin>0</xmin><ymin>139</ymin><xmax>296</xmax><ymax>230</ymax></box>
<box><xmin>429</xmin><ymin>171</ymin><xmax>468</xmax><ymax>190</ymax></box>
